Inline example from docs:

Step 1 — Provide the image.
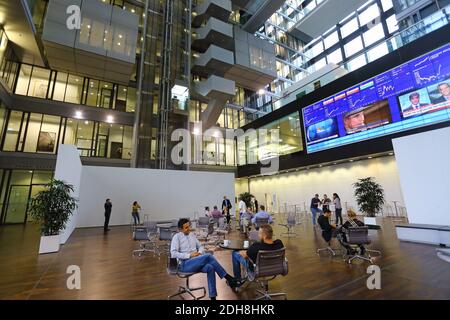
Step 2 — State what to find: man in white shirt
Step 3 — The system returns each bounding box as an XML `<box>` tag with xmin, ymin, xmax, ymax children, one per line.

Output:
<box><xmin>170</xmin><ymin>218</ymin><xmax>240</xmax><ymax>300</ymax></box>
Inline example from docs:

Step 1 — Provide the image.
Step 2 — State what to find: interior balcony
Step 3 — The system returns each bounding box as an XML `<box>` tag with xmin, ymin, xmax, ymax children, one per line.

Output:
<box><xmin>193</xmin><ymin>0</ymin><xmax>232</xmax><ymax>28</ymax></box>
<box><xmin>192</xmin><ymin>17</ymin><xmax>234</xmax><ymax>53</ymax></box>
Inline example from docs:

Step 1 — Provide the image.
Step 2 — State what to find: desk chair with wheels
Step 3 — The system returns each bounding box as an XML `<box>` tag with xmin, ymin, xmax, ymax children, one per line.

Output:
<box><xmin>132</xmin><ymin>222</ymin><xmax>159</xmax><ymax>257</ymax></box>
<box><xmin>316</xmin><ymin>228</ymin><xmax>339</xmax><ymax>256</ymax></box>
<box><xmin>158</xmin><ymin>227</ymin><xmax>175</xmax><ymax>255</ymax></box>
<box><xmin>166</xmin><ymin>256</ymin><xmax>207</xmax><ymax>300</ymax></box>
<box><xmin>247</xmin><ymin>248</ymin><xmax>288</xmax><ymax>300</ymax></box>
<box><xmin>279</xmin><ymin>214</ymin><xmax>298</xmax><ymax>237</ymax></box>
<box><xmin>344</xmin><ymin>226</ymin><xmax>381</xmax><ymax>264</ymax></box>
<box><xmin>254</xmin><ymin>217</ymin><xmax>269</xmax><ymax>229</ymax></box>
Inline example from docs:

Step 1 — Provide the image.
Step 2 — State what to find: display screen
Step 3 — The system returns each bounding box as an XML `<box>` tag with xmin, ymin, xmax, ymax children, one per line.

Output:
<box><xmin>302</xmin><ymin>44</ymin><xmax>450</xmax><ymax>153</ymax></box>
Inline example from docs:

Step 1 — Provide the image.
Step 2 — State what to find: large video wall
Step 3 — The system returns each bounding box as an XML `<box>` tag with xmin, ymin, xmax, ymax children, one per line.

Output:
<box><xmin>302</xmin><ymin>43</ymin><xmax>450</xmax><ymax>153</ymax></box>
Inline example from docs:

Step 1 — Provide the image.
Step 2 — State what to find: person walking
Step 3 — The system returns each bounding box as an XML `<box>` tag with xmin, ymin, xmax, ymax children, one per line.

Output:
<box><xmin>132</xmin><ymin>201</ymin><xmax>141</xmax><ymax>225</ymax></box>
<box><xmin>104</xmin><ymin>199</ymin><xmax>112</xmax><ymax>232</ymax></box>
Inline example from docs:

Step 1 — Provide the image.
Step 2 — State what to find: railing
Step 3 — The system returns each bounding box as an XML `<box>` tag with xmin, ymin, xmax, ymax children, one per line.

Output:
<box><xmin>280</xmin><ymin>200</ymin><xmax>408</xmax><ymax>219</ymax></box>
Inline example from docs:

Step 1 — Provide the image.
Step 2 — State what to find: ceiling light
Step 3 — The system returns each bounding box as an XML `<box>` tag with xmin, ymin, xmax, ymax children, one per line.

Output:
<box><xmin>75</xmin><ymin>111</ymin><xmax>83</xmax><ymax>118</ymax></box>
<box><xmin>106</xmin><ymin>116</ymin><xmax>114</xmax><ymax>123</ymax></box>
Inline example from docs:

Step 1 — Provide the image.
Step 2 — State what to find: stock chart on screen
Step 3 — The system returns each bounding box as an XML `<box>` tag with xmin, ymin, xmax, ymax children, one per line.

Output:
<box><xmin>302</xmin><ymin>43</ymin><xmax>450</xmax><ymax>153</ymax></box>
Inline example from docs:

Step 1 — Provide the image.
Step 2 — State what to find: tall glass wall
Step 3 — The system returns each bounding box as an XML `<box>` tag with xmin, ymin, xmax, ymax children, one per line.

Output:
<box><xmin>14</xmin><ymin>64</ymin><xmax>137</xmax><ymax>113</ymax></box>
<box><xmin>0</xmin><ymin>107</ymin><xmax>133</xmax><ymax>159</ymax></box>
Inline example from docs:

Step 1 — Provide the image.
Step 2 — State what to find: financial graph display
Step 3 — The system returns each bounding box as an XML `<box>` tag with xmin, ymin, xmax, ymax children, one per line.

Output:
<box><xmin>302</xmin><ymin>44</ymin><xmax>450</xmax><ymax>153</ymax></box>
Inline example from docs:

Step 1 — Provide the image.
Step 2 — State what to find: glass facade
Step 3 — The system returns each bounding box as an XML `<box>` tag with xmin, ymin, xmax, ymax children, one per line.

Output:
<box><xmin>14</xmin><ymin>64</ymin><xmax>137</xmax><ymax>113</ymax></box>
<box><xmin>0</xmin><ymin>169</ymin><xmax>53</xmax><ymax>224</ymax></box>
<box><xmin>0</xmin><ymin>105</ymin><xmax>133</xmax><ymax>159</ymax></box>
<box><xmin>238</xmin><ymin>112</ymin><xmax>303</xmax><ymax>166</ymax></box>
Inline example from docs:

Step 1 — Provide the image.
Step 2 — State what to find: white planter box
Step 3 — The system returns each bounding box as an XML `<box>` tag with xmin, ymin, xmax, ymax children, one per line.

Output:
<box><xmin>39</xmin><ymin>235</ymin><xmax>60</xmax><ymax>254</ymax></box>
<box><xmin>364</xmin><ymin>217</ymin><xmax>378</xmax><ymax>226</ymax></box>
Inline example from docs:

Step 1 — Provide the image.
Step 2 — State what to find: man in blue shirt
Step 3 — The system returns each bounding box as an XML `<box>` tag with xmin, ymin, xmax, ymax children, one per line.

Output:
<box><xmin>310</xmin><ymin>194</ymin><xmax>323</xmax><ymax>226</ymax></box>
<box><xmin>251</xmin><ymin>205</ymin><xmax>273</xmax><ymax>225</ymax></box>
<box><xmin>170</xmin><ymin>218</ymin><xmax>240</xmax><ymax>300</ymax></box>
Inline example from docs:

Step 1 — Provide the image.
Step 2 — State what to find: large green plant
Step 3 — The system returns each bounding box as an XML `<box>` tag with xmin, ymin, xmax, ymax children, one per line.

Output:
<box><xmin>353</xmin><ymin>177</ymin><xmax>385</xmax><ymax>218</ymax></box>
<box><xmin>29</xmin><ymin>179</ymin><xmax>78</xmax><ymax>236</ymax></box>
<box><xmin>238</xmin><ymin>192</ymin><xmax>254</xmax><ymax>208</ymax></box>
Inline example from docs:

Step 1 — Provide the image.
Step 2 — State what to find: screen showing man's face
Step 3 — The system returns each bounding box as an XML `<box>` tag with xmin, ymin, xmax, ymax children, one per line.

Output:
<box><xmin>345</xmin><ymin>112</ymin><xmax>365</xmax><ymax>129</ymax></box>
<box><xmin>410</xmin><ymin>95</ymin><xmax>420</xmax><ymax>105</ymax></box>
<box><xmin>439</xmin><ymin>84</ymin><xmax>450</xmax><ymax>97</ymax></box>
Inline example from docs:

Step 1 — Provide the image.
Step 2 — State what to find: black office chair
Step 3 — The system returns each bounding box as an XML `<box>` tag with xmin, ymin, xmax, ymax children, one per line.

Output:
<box><xmin>166</xmin><ymin>256</ymin><xmax>206</xmax><ymax>300</ymax></box>
<box><xmin>247</xmin><ymin>248</ymin><xmax>289</xmax><ymax>300</ymax></box>
<box><xmin>344</xmin><ymin>226</ymin><xmax>381</xmax><ymax>264</ymax></box>
<box><xmin>254</xmin><ymin>217</ymin><xmax>269</xmax><ymax>229</ymax></box>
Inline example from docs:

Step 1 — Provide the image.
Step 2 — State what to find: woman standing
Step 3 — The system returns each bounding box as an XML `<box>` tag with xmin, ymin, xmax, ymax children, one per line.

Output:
<box><xmin>132</xmin><ymin>201</ymin><xmax>141</xmax><ymax>225</ymax></box>
<box><xmin>333</xmin><ymin>193</ymin><xmax>343</xmax><ymax>226</ymax></box>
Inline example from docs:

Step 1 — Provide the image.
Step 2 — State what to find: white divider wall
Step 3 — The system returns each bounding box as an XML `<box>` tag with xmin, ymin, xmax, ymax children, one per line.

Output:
<box><xmin>393</xmin><ymin>126</ymin><xmax>450</xmax><ymax>226</ymax></box>
<box><xmin>54</xmin><ymin>145</ymin><xmax>83</xmax><ymax>244</ymax></box>
<box><xmin>243</xmin><ymin>156</ymin><xmax>404</xmax><ymax>214</ymax></box>
<box><xmin>76</xmin><ymin>166</ymin><xmax>235</xmax><ymax>227</ymax></box>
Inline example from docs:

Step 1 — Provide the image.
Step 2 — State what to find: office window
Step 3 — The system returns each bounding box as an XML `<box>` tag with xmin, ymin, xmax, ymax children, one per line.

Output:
<box><xmin>363</xmin><ymin>23</ymin><xmax>385</xmax><ymax>47</ymax></box>
<box><xmin>0</xmin><ymin>104</ymin><xmax>6</xmax><ymax>142</ymax></box>
<box><xmin>344</xmin><ymin>36</ymin><xmax>364</xmax><ymax>57</ymax></box>
<box><xmin>108</xmin><ymin>124</ymin><xmax>125</xmax><ymax>159</ymax></box>
<box><xmin>358</xmin><ymin>3</ymin><xmax>380</xmax><ymax>27</ymax></box>
<box><xmin>53</xmin><ymin>72</ymin><xmax>68</xmax><ymax>101</ymax></box>
<box><xmin>126</xmin><ymin>87</ymin><xmax>136</xmax><ymax>112</ymax></box>
<box><xmin>28</xmin><ymin>67</ymin><xmax>50</xmax><ymax>98</ymax></box>
<box><xmin>386</xmin><ymin>15</ymin><xmax>399</xmax><ymax>34</ymax></box>
<box><xmin>346</xmin><ymin>54</ymin><xmax>367</xmax><ymax>71</ymax></box>
<box><xmin>15</xmin><ymin>65</ymin><xmax>32</xmax><ymax>96</ymax></box>
<box><xmin>65</xmin><ymin>75</ymin><xmax>83</xmax><ymax>104</ymax></box>
<box><xmin>327</xmin><ymin>48</ymin><xmax>343</xmax><ymax>64</ymax></box>
<box><xmin>367</xmin><ymin>42</ymin><xmax>389</xmax><ymax>62</ymax></box>
<box><xmin>380</xmin><ymin>0</ymin><xmax>394</xmax><ymax>11</ymax></box>
<box><xmin>123</xmin><ymin>126</ymin><xmax>133</xmax><ymax>160</ymax></box>
<box><xmin>305</xmin><ymin>42</ymin><xmax>324</xmax><ymax>59</ymax></box>
<box><xmin>23</xmin><ymin>113</ymin><xmax>42</xmax><ymax>153</ymax></box>
<box><xmin>324</xmin><ymin>31</ymin><xmax>339</xmax><ymax>49</ymax></box>
<box><xmin>86</xmin><ymin>79</ymin><xmax>100</xmax><ymax>107</ymax></box>
<box><xmin>258</xmin><ymin>113</ymin><xmax>303</xmax><ymax>159</ymax></box>
<box><xmin>340</xmin><ymin>17</ymin><xmax>359</xmax><ymax>38</ymax></box>
<box><xmin>23</xmin><ymin>114</ymin><xmax>61</xmax><ymax>153</ymax></box>
<box><xmin>3</xmin><ymin>111</ymin><xmax>23</xmax><ymax>151</ymax></box>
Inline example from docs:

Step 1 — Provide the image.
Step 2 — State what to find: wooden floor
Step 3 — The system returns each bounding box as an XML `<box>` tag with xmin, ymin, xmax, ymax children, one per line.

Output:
<box><xmin>1</xmin><ymin>217</ymin><xmax>449</xmax><ymax>300</ymax></box>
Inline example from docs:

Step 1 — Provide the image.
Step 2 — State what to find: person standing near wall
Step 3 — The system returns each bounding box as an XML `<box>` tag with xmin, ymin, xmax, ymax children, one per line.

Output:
<box><xmin>104</xmin><ymin>199</ymin><xmax>112</xmax><ymax>232</ymax></box>
<box><xmin>222</xmin><ymin>196</ymin><xmax>233</xmax><ymax>225</ymax></box>
<box><xmin>333</xmin><ymin>193</ymin><xmax>343</xmax><ymax>226</ymax></box>
<box><xmin>132</xmin><ymin>201</ymin><xmax>141</xmax><ymax>225</ymax></box>
<box><xmin>310</xmin><ymin>194</ymin><xmax>322</xmax><ymax>227</ymax></box>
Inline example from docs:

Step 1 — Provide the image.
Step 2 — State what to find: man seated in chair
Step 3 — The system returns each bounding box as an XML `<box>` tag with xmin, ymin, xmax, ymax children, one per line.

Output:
<box><xmin>170</xmin><ymin>218</ymin><xmax>240</xmax><ymax>300</ymax></box>
<box><xmin>231</xmin><ymin>224</ymin><xmax>284</xmax><ymax>283</ymax></box>
<box><xmin>339</xmin><ymin>209</ymin><xmax>366</xmax><ymax>255</ymax></box>
<box><xmin>240</xmin><ymin>207</ymin><xmax>253</xmax><ymax>231</ymax></box>
<box><xmin>317</xmin><ymin>209</ymin><xmax>338</xmax><ymax>243</ymax></box>
<box><xmin>251</xmin><ymin>205</ymin><xmax>273</xmax><ymax>225</ymax></box>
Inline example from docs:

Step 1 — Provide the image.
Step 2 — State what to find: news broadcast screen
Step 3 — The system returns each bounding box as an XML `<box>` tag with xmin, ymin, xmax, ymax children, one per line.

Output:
<box><xmin>302</xmin><ymin>43</ymin><xmax>450</xmax><ymax>153</ymax></box>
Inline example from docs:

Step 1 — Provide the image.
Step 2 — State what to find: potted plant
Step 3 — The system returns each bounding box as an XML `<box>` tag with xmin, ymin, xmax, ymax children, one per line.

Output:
<box><xmin>238</xmin><ymin>192</ymin><xmax>254</xmax><ymax>209</ymax></box>
<box><xmin>353</xmin><ymin>177</ymin><xmax>385</xmax><ymax>227</ymax></box>
<box><xmin>29</xmin><ymin>179</ymin><xmax>78</xmax><ymax>254</ymax></box>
